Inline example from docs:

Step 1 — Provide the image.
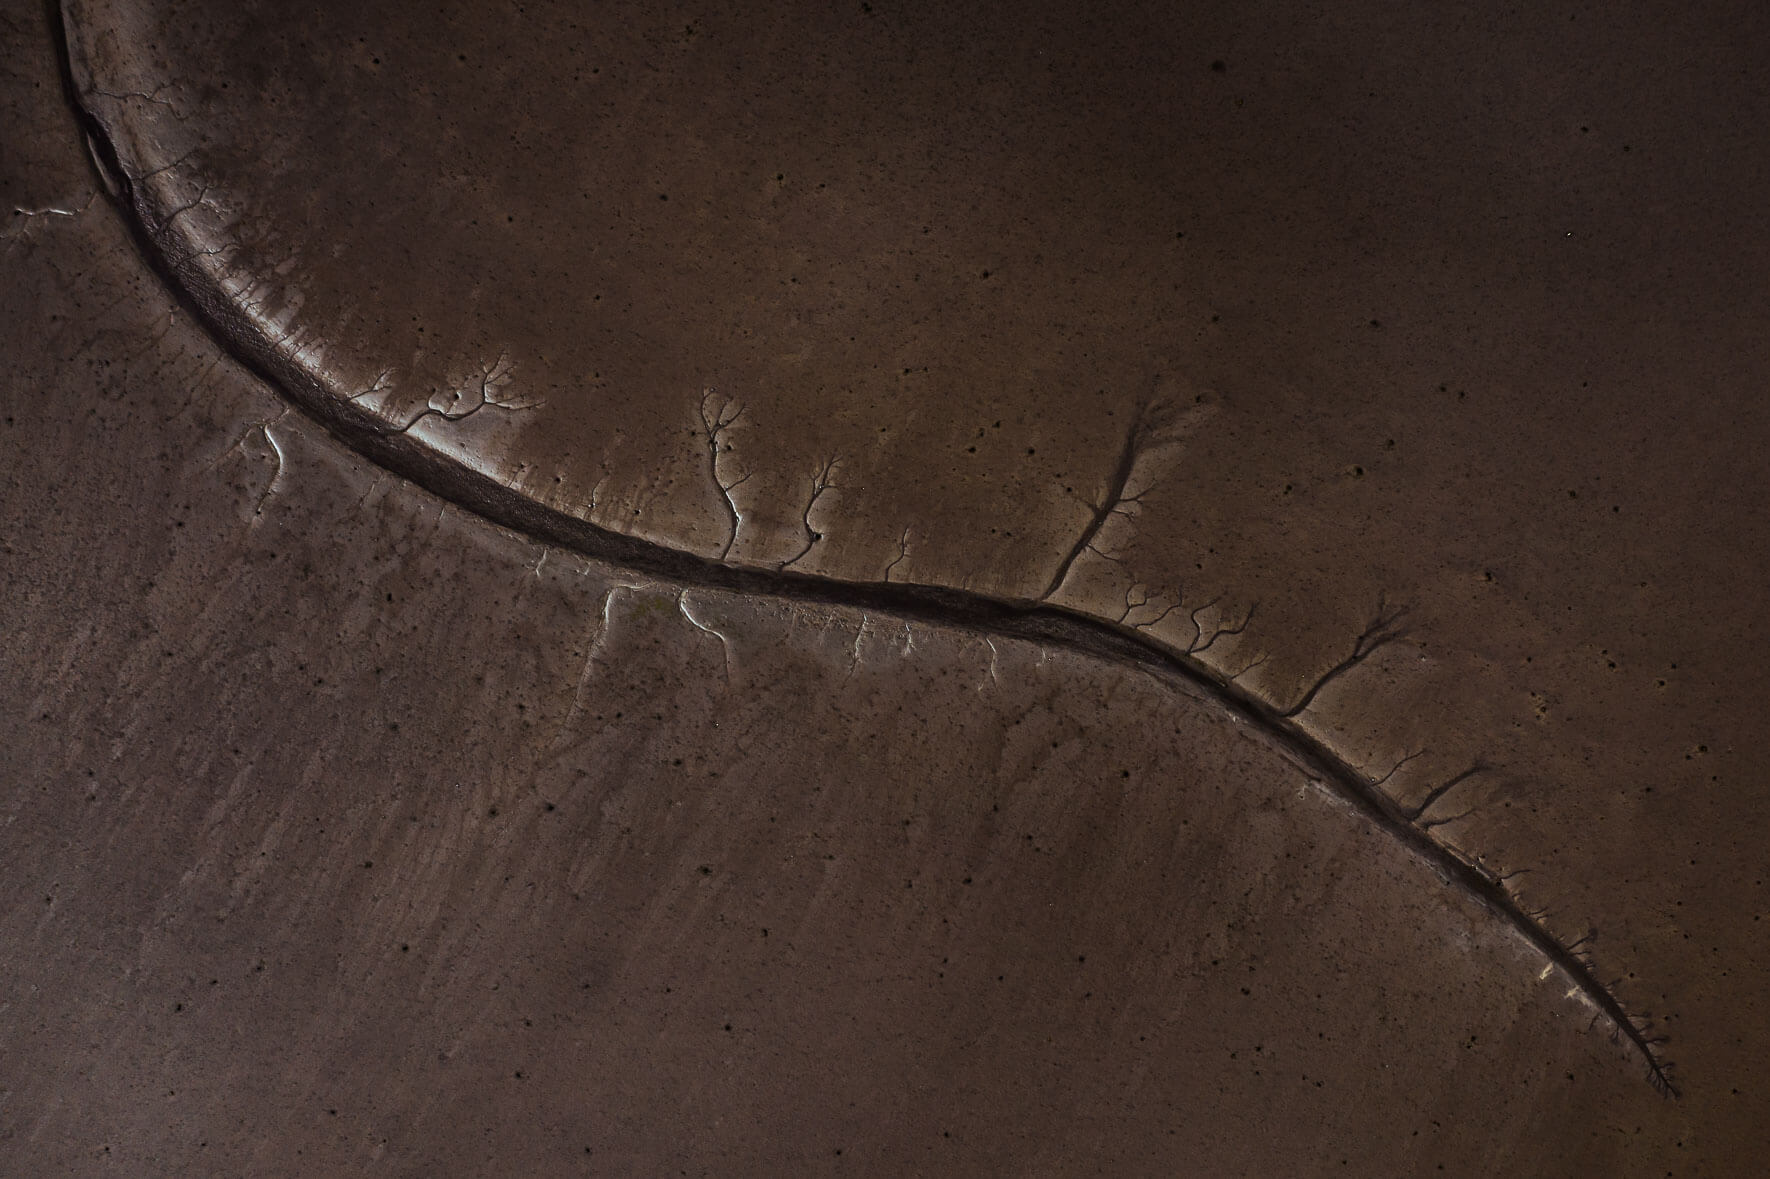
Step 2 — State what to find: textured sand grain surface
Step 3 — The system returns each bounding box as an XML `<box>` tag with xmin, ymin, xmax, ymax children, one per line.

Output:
<box><xmin>5</xmin><ymin>0</ymin><xmax>1766</xmax><ymax>1172</ymax></box>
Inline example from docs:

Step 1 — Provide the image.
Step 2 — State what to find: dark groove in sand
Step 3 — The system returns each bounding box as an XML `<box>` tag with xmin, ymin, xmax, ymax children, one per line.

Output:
<box><xmin>49</xmin><ymin>0</ymin><xmax>1674</xmax><ymax>1098</ymax></box>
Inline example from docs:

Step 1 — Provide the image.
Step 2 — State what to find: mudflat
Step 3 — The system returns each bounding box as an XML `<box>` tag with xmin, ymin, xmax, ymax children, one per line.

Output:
<box><xmin>4</xmin><ymin>0</ymin><xmax>1765</xmax><ymax>1172</ymax></box>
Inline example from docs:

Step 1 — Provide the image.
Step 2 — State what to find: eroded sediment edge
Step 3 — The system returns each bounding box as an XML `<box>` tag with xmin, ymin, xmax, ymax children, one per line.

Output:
<box><xmin>47</xmin><ymin>0</ymin><xmax>1675</xmax><ymax>1096</ymax></box>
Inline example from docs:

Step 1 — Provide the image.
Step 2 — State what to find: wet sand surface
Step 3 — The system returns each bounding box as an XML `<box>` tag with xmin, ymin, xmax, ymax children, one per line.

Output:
<box><xmin>5</xmin><ymin>0</ymin><xmax>1768</xmax><ymax>1172</ymax></box>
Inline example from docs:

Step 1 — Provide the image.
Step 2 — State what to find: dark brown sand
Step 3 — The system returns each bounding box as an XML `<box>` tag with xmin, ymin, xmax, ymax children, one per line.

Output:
<box><xmin>5</xmin><ymin>0</ymin><xmax>1766</xmax><ymax>1172</ymax></box>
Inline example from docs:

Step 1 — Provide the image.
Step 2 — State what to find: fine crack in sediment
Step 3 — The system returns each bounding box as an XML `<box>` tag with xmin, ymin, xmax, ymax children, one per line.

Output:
<box><xmin>780</xmin><ymin>454</ymin><xmax>840</xmax><ymax>570</ymax></box>
<box><xmin>1041</xmin><ymin>398</ymin><xmax>1171</xmax><ymax>600</ymax></box>
<box><xmin>1281</xmin><ymin>594</ymin><xmax>1411</xmax><ymax>719</ymax></box>
<box><xmin>50</xmin><ymin>7</ymin><xmax>1675</xmax><ymax>1097</ymax></box>
<box><xmin>698</xmin><ymin>389</ymin><xmax>749</xmax><ymax>560</ymax></box>
<box><xmin>386</xmin><ymin>351</ymin><xmax>538</xmax><ymax>434</ymax></box>
<box><xmin>882</xmin><ymin>527</ymin><xmax>911</xmax><ymax>582</ymax></box>
<box><xmin>1407</xmin><ymin>762</ymin><xmax>1493</xmax><ymax>826</ymax></box>
<box><xmin>1191</xmin><ymin>598</ymin><xmax>1258</xmax><ymax>656</ymax></box>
